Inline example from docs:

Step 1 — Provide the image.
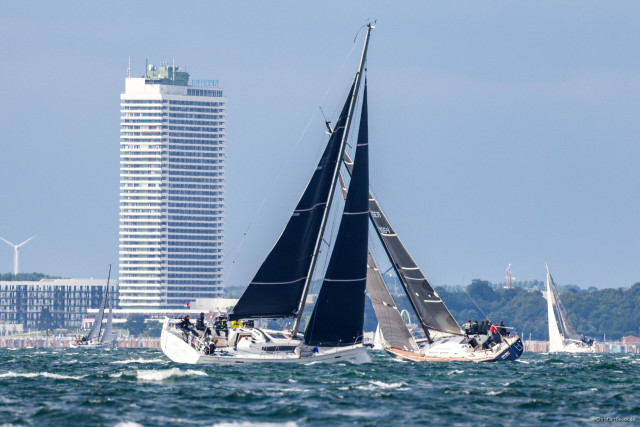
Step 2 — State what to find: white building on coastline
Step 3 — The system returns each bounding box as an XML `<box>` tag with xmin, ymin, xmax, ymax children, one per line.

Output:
<box><xmin>119</xmin><ymin>62</ymin><xmax>225</xmax><ymax>309</ymax></box>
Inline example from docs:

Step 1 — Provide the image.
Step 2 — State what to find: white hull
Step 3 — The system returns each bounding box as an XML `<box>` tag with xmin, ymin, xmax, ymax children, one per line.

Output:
<box><xmin>70</xmin><ymin>342</ymin><xmax>112</xmax><ymax>349</ymax></box>
<box><xmin>161</xmin><ymin>320</ymin><xmax>369</xmax><ymax>365</ymax></box>
<box><xmin>386</xmin><ymin>334</ymin><xmax>524</xmax><ymax>362</ymax></box>
<box><xmin>549</xmin><ymin>341</ymin><xmax>594</xmax><ymax>353</ymax></box>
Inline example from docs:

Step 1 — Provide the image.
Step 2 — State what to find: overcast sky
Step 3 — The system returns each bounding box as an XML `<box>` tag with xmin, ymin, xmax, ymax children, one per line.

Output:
<box><xmin>1</xmin><ymin>2</ymin><xmax>638</xmax><ymax>288</ymax></box>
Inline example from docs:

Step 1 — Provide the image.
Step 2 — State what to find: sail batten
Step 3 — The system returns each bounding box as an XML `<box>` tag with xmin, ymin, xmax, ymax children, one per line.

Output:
<box><xmin>229</xmin><ymin>85</ymin><xmax>355</xmax><ymax>321</ymax></box>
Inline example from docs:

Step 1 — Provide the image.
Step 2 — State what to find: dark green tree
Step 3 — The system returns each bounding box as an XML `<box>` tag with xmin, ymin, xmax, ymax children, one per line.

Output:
<box><xmin>123</xmin><ymin>314</ymin><xmax>147</xmax><ymax>337</ymax></box>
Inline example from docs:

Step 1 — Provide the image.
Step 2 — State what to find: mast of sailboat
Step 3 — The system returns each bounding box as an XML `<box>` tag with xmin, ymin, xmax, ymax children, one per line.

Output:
<box><xmin>100</xmin><ymin>264</ymin><xmax>112</xmax><ymax>338</ymax></box>
<box><xmin>291</xmin><ymin>23</ymin><xmax>374</xmax><ymax>338</ymax></box>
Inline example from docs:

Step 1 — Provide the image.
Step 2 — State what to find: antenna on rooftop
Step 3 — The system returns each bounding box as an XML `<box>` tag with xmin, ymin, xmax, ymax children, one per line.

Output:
<box><xmin>172</xmin><ymin>57</ymin><xmax>175</xmax><ymax>81</ymax></box>
<box><xmin>0</xmin><ymin>235</ymin><xmax>37</xmax><ymax>275</ymax></box>
<box><xmin>127</xmin><ymin>56</ymin><xmax>131</xmax><ymax>78</ymax></box>
<box><xmin>505</xmin><ymin>264</ymin><xmax>516</xmax><ymax>289</ymax></box>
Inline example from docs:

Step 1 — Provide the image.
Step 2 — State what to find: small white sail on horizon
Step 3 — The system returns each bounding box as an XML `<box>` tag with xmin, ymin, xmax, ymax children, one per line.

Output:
<box><xmin>545</xmin><ymin>264</ymin><xmax>594</xmax><ymax>353</ymax></box>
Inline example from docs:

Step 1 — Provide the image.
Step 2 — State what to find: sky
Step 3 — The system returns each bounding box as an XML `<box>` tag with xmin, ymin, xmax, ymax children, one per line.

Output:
<box><xmin>0</xmin><ymin>2</ymin><xmax>638</xmax><ymax>289</ymax></box>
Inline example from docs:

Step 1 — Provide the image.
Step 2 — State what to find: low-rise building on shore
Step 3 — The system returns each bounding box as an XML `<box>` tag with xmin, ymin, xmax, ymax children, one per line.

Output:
<box><xmin>0</xmin><ymin>279</ymin><xmax>114</xmax><ymax>330</ymax></box>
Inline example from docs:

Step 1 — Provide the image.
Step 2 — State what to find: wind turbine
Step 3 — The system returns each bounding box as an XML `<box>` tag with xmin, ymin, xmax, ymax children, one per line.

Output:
<box><xmin>0</xmin><ymin>235</ymin><xmax>37</xmax><ymax>275</ymax></box>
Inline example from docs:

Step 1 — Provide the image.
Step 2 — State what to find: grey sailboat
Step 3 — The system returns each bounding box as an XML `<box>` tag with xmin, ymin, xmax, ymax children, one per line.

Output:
<box><xmin>342</xmin><ymin>152</ymin><xmax>523</xmax><ymax>362</ymax></box>
<box><xmin>73</xmin><ymin>265</ymin><xmax>114</xmax><ymax>348</ymax></box>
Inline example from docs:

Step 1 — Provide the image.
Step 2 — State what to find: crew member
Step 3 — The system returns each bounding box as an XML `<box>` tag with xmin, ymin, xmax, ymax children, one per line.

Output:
<box><xmin>479</xmin><ymin>320</ymin><xmax>486</xmax><ymax>335</ymax></box>
<box><xmin>490</xmin><ymin>322</ymin><xmax>501</xmax><ymax>344</ymax></box>
<box><xmin>178</xmin><ymin>314</ymin><xmax>198</xmax><ymax>336</ymax></box>
<box><xmin>196</xmin><ymin>313</ymin><xmax>206</xmax><ymax>331</ymax></box>
<box><xmin>499</xmin><ymin>321</ymin><xmax>509</xmax><ymax>336</ymax></box>
<box><xmin>462</xmin><ymin>320</ymin><xmax>471</xmax><ymax>334</ymax></box>
<box><xmin>470</xmin><ymin>321</ymin><xmax>478</xmax><ymax>335</ymax></box>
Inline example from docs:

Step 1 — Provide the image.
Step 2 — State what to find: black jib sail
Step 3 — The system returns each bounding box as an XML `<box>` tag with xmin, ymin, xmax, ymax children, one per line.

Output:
<box><xmin>548</xmin><ymin>270</ymin><xmax>581</xmax><ymax>341</ymax></box>
<box><xmin>337</xmin><ymin>167</ymin><xmax>417</xmax><ymax>351</ymax></box>
<box><xmin>230</xmin><ymin>85</ymin><xmax>355</xmax><ymax>320</ymax></box>
<box><xmin>342</xmin><ymin>154</ymin><xmax>462</xmax><ymax>337</ymax></box>
<box><xmin>304</xmin><ymin>84</ymin><xmax>370</xmax><ymax>347</ymax></box>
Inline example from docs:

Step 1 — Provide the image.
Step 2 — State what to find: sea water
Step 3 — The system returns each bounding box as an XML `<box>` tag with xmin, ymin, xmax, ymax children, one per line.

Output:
<box><xmin>0</xmin><ymin>348</ymin><xmax>638</xmax><ymax>425</ymax></box>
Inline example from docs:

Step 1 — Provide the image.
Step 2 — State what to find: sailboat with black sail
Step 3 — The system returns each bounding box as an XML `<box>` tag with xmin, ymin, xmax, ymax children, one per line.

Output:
<box><xmin>161</xmin><ymin>24</ymin><xmax>374</xmax><ymax>364</ymax></box>
<box><xmin>342</xmin><ymin>152</ymin><xmax>523</xmax><ymax>362</ymax></box>
<box><xmin>546</xmin><ymin>264</ymin><xmax>594</xmax><ymax>353</ymax></box>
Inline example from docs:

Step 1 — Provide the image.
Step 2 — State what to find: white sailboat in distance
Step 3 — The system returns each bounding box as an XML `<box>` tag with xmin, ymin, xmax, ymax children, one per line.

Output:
<box><xmin>546</xmin><ymin>264</ymin><xmax>594</xmax><ymax>353</ymax></box>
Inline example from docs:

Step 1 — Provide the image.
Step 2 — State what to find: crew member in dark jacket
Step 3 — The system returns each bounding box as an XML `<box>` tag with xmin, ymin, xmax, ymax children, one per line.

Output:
<box><xmin>478</xmin><ymin>320</ymin><xmax>486</xmax><ymax>335</ymax></box>
<box><xmin>196</xmin><ymin>313</ymin><xmax>206</xmax><ymax>331</ymax></box>
<box><xmin>179</xmin><ymin>314</ymin><xmax>198</xmax><ymax>336</ymax></box>
<box><xmin>499</xmin><ymin>321</ymin><xmax>509</xmax><ymax>336</ymax></box>
<box><xmin>470</xmin><ymin>321</ymin><xmax>478</xmax><ymax>334</ymax></box>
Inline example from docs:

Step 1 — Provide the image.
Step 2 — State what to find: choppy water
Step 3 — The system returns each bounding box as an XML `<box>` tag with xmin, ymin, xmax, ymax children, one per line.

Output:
<box><xmin>0</xmin><ymin>348</ymin><xmax>638</xmax><ymax>425</ymax></box>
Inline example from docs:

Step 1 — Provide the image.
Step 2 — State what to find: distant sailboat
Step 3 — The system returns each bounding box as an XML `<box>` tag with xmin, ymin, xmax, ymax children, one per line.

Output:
<box><xmin>72</xmin><ymin>265</ymin><xmax>115</xmax><ymax>348</ymax></box>
<box><xmin>546</xmin><ymin>265</ymin><xmax>594</xmax><ymax>353</ymax></box>
<box><xmin>342</xmin><ymin>151</ymin><xmax>523</xmax><ymax>362</ymax></box>
<box><xmin>161</xmin><ymin>24</ymin><xmax>374</xmax><ymax>364</ymax></box>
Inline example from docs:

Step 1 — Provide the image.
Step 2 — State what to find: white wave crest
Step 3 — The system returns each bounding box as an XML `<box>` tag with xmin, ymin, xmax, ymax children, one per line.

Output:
<box><xmin>115</xmin><ymin>422</ymin><xmax>144</xmax><ymax>427</ymax></box>
<box><xmin>111</xmin><ymin>358</ymin><xmax>165</xmax><ymax>365</ymax></box>
<box><xmin>0</xmin><ymin>371</ymin><xmax>86</xmax><ymax>380</ymax></box>
<box><xmin>211</xmin><ymin>423</ymin><xmax>298</xmax><ymax>427</ymax></box>
<box><xmin>356</xmin><ymin>380</ymin><xmax>407</xmax><ymax>391</ymax></box>
<box><xmin>135</xmin><ymin>368</ymin><xmax>207</xmax><ymax>381</ymax></box>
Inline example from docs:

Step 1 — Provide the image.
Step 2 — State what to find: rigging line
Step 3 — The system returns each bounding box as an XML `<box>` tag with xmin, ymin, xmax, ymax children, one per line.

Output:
<box><xmin>319</xmin><ymin>40</ymin><xmax>360</xmax><ymax>109</ymax></box>
<box><xmin>223</xmin><ymin>108</ymin><xmax>318</xmax><ymax>284</ymax></box>
<box><xmin>464</xmin><ymin>286</ymin><xmax>491</xmax><ymax>323</ymax></box>
<box><xmin>224</xmin><ymin>45</ymin><xmax>359</xmax><ymax>284</ymax></box>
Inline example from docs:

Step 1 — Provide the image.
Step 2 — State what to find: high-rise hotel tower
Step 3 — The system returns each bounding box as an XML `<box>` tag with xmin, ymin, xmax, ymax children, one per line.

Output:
<box><xmin>119</xmin><ymin>62</ymin><xmax>225</xmax><ymax>309</ymax></box>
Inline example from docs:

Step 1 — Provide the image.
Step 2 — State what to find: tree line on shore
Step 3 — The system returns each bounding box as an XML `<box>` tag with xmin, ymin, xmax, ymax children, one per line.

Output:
<box><xmin>225</xmin><ymin>280</ymin><xmax>640</xmax><ymax>341</ymax></box>
<box><xmin>435</xmin><ymin>280</ymin><xmax>640</xmax><ymax>341</ymax></box>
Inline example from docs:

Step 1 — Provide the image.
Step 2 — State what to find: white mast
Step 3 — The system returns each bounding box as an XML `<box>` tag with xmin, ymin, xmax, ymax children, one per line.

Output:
<box><xmin>0</xmin><ymin>235</ymin><xmax>36</xmax><ymax>275</ymax></box>
<box><xmin>291</xmin><ymin>23</ymin><xmax>374</xmax><ymax>337</ymax></box>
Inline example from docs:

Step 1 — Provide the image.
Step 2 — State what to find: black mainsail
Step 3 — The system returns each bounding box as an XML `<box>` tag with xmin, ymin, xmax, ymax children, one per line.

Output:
<box><xmin>342</xmin><ymin>153</ymin><xmax>462</xmax><ymax>337</ymax></box>
<box><xmin>231</xmin><ymin>23</ymin><xmax>373</xmax><ymax>323</ymax></box>
<box><xmin>230</xmin><ymin>90</ymin><xmax>354</xmax><ymax>320</ymax></box>
<box><xmin>304</xmin><ymin>84</ymin><xmax>370</xmax><ymax>347</ymax></box>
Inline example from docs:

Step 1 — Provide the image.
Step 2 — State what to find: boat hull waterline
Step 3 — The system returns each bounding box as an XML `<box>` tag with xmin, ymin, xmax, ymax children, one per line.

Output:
<box><xmin>161</xmin><ymin>322</ymin><xmax>370</xmax><ymax>365</ymax></box>
<box><xmin>385</xmin><ymin>336</ymin><xmax>524</xmax><ymax>362</ymax></box>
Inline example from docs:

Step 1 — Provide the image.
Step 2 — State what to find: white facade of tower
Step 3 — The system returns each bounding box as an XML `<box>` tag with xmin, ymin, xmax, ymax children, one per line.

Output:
<box><xmin>119</xmin><ymin>64</ymin><xmax>225</xmax><ymax>309</ymax></box>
